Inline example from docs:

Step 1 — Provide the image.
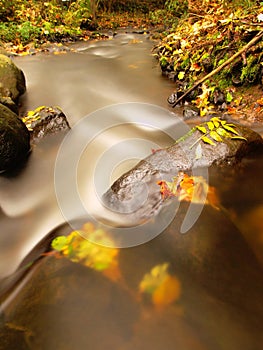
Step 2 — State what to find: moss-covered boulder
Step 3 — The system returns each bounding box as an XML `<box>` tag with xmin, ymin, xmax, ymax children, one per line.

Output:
<box><xmin>0</xmin><ymin>54</ymin><xmax>26</xmax><ymax>105</ymax></box>
<box><xmin>0</xmin><ymin>104</ymin><xmax>30</xmax><ymax>173</ymax></box>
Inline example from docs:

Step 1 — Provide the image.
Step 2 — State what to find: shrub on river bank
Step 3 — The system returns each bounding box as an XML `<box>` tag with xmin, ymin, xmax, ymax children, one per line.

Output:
<box><xmin>153</xmin><ymin>0</ymin><xmax>263</xmax><ymax>120</ymax></box>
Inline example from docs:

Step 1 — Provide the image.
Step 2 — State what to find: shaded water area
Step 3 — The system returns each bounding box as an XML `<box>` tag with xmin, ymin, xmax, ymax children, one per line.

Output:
<box><xmin>1</xmin><ymin>33</ymin><xmax>263</xmax><ymax>349</ymax></box>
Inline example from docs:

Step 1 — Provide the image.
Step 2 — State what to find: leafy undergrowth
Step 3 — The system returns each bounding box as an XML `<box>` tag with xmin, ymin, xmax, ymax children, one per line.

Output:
<box><xmin>153</xmin><ymin>1</ymin><xmax>263</xmax><ymax>121</ymax></box>
<box><xmin>0</xmin><ymin>0</ymin><xmax>163</xmax><ymax>55</ymax></box>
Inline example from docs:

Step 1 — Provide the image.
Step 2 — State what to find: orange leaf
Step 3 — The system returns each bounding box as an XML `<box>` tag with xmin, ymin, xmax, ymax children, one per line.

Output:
<box><xmin>152</xmin><ymin>275</ymin><xmax>181</xmax><ymax>307</ymax></box>
<box><xmin>157</xmin><ymin>180</ymin><xmax>176</xmax><ymax>200</ymax></box>
<box><xmin>256</xmin><ymin>97</ymin><xmax>263</xmax><ymax>106</ymax></box>
<box><xmin>207</xmin><ymin>186</ymin><xmax>220</xmax><ymax>210</ymax></box>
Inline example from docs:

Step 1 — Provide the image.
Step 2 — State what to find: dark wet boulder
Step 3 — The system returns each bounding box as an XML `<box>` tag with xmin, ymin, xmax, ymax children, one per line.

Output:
<box><xmin>0</xmin><ymin>54</ymin><xmax>26</xmax><ymax>104</ymax></box>
<box><xmin>0</xmin><ymin>104</ymin><xmax>30</xmax><ymax>173</ymax></box>
<box><xmin>103</xmin><ymin>118</ymin><xmax>263</xmax><ymax>218</ymax></box>
<box><xmin>0</xmin><ymin>95</ymin><xmax>18</xmax><ymax>114</ymax></box>
<box><xmin>22</xmin><ymin>106</ymin><xmax>71</xmax><ymax>142</ymax></box>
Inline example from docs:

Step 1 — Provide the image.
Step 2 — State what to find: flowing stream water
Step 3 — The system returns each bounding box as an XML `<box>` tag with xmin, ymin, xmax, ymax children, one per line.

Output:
<box><xmin>0</xmin><ymin>33</ymin><xmax>263</xmax><ymax>350</ymax></box>
<box><xmin>0</xmin><ymin>33</ymin><xmax>176</xmax><ymax>278</ymax></box>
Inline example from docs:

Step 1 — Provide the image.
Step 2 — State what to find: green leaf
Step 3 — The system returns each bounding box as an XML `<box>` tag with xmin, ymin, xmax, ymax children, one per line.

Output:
<box><xmin>231</xmin><ymin>136</ymin><xmax>247</xmax><ymax>141</ymax></box>
<box><xmin>223</xmin><ymin>124</ymin><xmax>239</xmax><ymax>135</ymax></box>
<box><xmin>226</xmin><ymin>92</ymin><xmax>233</xmax><ymax>102</ymax></box>
<box><xmin>210</xmin><ymin>130</ymin><xmax>223</xmax><ymax>142</ymax></box>
<box><xmin>51</xmin><ymin>236</ymin><xmax>68</xmax><ymax>252</ymax></box>
<box><xmin>196</xmin><ymin>125</ymin><xmax>207</xmax><ymax>133</ymax></box>
<box><xmin>201</xmin><ymin>135</ymin><xmax>216</xmax><ymax>146</ymax></box>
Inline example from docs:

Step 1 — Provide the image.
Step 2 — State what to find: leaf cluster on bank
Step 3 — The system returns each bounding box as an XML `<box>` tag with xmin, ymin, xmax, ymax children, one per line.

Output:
<box><xmin>153</xmin><ymin>0</ymin><xmax>263</xmax><ymax>116</ymax></box>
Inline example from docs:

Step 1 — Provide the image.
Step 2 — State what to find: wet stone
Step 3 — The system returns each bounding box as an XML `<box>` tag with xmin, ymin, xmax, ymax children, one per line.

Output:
<box><xmin>23</xmin><ymin>106</ymin><xmax>71</xmax><ymax>142</ymax></box>
<box><xmin>103</xmin><ymin>122</ymin><xmax>263</xmax><ymax>221</ymax></box>
<box><xmin>0</xmin><ymin>103</ymin><xmax>30</xmax><ymax>173</ymax></box>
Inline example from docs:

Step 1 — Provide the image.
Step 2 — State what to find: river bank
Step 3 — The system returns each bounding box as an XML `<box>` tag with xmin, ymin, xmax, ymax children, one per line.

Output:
<box><xmin>1</xmin><ymin>1</ymin><xmax>262</xmax><ymax>123</ymax></box>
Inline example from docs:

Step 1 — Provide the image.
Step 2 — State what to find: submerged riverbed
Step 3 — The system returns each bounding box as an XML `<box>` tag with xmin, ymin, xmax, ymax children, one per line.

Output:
<box><xmin>0</xmin><ymin>33</ymin><xmax>263</xmax><ymax>350</ymax></box>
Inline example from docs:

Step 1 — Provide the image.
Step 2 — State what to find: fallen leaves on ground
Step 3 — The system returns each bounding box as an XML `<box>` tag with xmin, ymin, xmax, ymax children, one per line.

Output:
<box><xmin>154</xmin><ymin>1</ymin><xmax>263</xmax><ymax>117</ymax></box>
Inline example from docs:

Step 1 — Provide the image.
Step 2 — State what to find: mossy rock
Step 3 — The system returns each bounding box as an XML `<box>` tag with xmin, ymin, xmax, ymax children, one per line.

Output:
<box><xmin>0</xmin><ymin>104</ymin><xmax>30</xmax><ymax>173</ymax></box>
<box><xmin>0</xmin><ymin>54</ymin><xmax>26</xmax><ymax>103</ymax></box>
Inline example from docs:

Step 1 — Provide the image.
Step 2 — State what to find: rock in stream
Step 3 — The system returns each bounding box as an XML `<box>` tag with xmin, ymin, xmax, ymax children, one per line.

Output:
<box><xmin>103</xmin><ymin>120</ymin><xmax>263</xmax><ymax>220</ymax></box>
<box><xmin>0</xmin><ymin>104</ymin><xmax>30</xmax><ymax>173</ymax></box>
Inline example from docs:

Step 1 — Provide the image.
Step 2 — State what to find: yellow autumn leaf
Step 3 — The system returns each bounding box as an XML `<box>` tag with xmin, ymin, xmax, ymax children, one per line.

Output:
<box><xmin>34</xmin><ymin>106</ymin><xmax>46</xmax><ymax>113</ymax></box>
<box><xmin>210</xmin><ymin>130</ymin><xmax>223</xmax><ymax>142</ymax></box>
<box><xmin>196</xmin><ymin>125</ymin><xmax>207</xmax><ymax>133</ymax></box>
<box><xmin>216</xmin><ymin>127</ymin><xmax>231</xmax><ymax>138</ymax></box>
<box><xmin>222</xmin><ymin>124</ymin><xmax>239</xmax><ymax>135</ymax></box>
<box><xmin>210</xmin><ymin>117</ymin><xmax>220</xmax><ymax>128</ymax></box>
<box><xmin>139</xmin><ymin>263</ymin><xmax>181</xmax><ymax>307</ymax></box>
<box><xmin>27</xmin><ymin>110</ymin><xmax>35</xmax><ymax>117</ymax></box>
<box><xmin>178</xmin><ymin>71</ymin><xmax>185</xmax><ymax>80</ymax></box>
<box><xmin>201</xmin><ymin>135</ymin><xmax>216</xmax><ymax>146</ymax></box>
<box><xmin>139</xmin><ymin>263</ymin><xmax>170</xmax><ymax>294</ymax></box>
<box><xmin>152</xmin><ymin>275</ymin><xmax>181</xmax><ymax>307</ymax></box>
<box><xmin>51</xmin><ymin>224</ymin><xmax>119</xmax><ymax>277</ymax></box>
<box><xmin>207</xmin><ymin>121</ymin><xmax>214</xmax><ymax>130</ymax></box>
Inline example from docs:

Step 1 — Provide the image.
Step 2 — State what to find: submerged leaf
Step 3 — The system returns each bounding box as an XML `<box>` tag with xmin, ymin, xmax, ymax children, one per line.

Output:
<box><xmin>50</xmin><ymin>224</ymin><xmax>119</xmax><ymax>278</ymax></box>
<box><xmin>51</xmin><ymin>236</ymin><xmax>68</xmax><ymax>252</ymax></box>
<box><xmin>139</xmin><ymin>263</ymin><xmax>181</xmax><ymax>307</ymax></box>
<box><xmin>152</xmin><ymin>275</ymin><xmax>181</xmax><ymax>307</ymax></box>
<box><xmin>139</xmin><ymin>263</ymin><xmax>170</xmax><ymax>294</ymax></box>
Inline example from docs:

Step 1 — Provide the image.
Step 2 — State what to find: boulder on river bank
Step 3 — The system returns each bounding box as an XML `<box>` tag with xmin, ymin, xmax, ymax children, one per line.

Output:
<box><xmin>103</xmin><ymin>118</ymin><xmax>263</xmax><ymax>219</ymax></box>
<box><xmin>0</xmin><ymin>104</ymin><xmax>30</xmax><ymax>173</ymax></box>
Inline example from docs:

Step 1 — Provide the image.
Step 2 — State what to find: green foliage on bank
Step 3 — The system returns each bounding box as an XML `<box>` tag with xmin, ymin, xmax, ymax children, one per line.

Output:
<box><xmin>0</xmin><ymin>0</ymin><xmax>105</xmax><ymax>44</ymax></box>
<box><xmin>0</xmin><ymin>0</ymin><xmax>167</xmax><ymax>44</ymax></box>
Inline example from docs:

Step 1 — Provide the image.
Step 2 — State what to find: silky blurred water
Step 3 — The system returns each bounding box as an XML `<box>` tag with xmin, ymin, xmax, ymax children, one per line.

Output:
<box><xmin>1</xmin><ymin>33</ymin><xmax>263</xmax><ymax>350</ymax></box>
<box><xmin>0</xmin><ymin>33</ymin><xmax>177</xmax><ymax>278</ymax></box>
